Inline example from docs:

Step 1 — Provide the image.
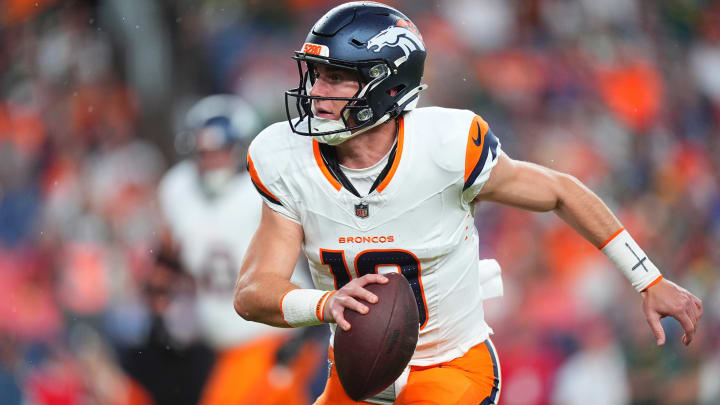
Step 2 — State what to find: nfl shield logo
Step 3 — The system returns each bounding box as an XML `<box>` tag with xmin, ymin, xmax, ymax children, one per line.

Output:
<box><xmin>355</xmin><ymin>202</ymin><xmax>369</xmax><ymax>219</ymax></box>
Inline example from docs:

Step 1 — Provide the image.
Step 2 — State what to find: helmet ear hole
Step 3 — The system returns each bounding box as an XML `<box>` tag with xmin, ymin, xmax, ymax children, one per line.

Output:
<box><xmin>387</xmin><ymin>85</ymin><xmax>406</xmax><ymax>97</ymax></box>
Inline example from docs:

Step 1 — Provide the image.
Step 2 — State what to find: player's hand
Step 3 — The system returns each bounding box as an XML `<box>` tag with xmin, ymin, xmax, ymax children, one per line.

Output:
<box><xmin>641</xmin><ymin>278</ymin><xmax>702</xmax><ymax>346</ymax></box>
<box><xmin>323</xmin><ymin>274</ymin><xmax>388</xmax><ymax>331</ymax></box>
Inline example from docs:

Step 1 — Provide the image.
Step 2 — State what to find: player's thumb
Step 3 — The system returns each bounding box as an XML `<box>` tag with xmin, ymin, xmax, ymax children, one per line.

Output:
<box><xmin>647</xmin><ymin>313</ymin><xmax>666</xmax><ymax>346</ymax></box>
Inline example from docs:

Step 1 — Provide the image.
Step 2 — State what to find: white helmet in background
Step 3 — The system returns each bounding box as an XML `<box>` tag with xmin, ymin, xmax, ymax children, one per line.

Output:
<box><xmin>175</xmin><ymin>95</ymin><xmax>260</xmax><ymax>197</ymax></box>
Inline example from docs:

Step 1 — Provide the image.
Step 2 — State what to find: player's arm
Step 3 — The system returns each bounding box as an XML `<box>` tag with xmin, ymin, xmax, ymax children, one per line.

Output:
<box><xmin>234</xmin><ymin>204</ymin><xmax>387</xmax><ymax>329</ymax></box>
<box><xmin>233</xmin><ymin>204</ymin><xmax>306</xmax><ymax>327</ymax></box>
<box><xmin>475</xmin><ymin>152</ymin><xmax>703</xmax><ymax>346</ymax></box>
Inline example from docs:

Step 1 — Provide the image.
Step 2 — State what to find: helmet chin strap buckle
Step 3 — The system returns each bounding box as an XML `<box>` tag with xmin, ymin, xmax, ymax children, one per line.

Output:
<box><xmin>357</xmin><ymin>108</ymin><xmax>373</xmax><ymax>122</ymax></box>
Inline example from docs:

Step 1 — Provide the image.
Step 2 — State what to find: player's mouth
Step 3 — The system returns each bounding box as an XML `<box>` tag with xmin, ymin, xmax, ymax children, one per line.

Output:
<box><xmin>313</xmin><ymin>103</ymin><xmax>338</xmax><ymax>120</ymax></box>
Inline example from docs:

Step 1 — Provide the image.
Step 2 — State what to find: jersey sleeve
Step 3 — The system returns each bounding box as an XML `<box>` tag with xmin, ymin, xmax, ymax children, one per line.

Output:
<box><xmin>246</xmin><ymin>133</ymin><xmax>301</xmax><ymax>223</ymax></box>
<box><xmin>461</xmin><ymin>115</ymin><xmax>501</xmax><ymax>203</ymax></box>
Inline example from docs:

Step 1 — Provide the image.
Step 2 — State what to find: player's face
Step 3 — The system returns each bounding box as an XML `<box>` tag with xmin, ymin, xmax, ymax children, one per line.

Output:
<box><xmin>309</xmin><ymin>64</ymin><xmax>360</xmax><ymax>121</ymax></box>
<box><xmin>196</xmin><ymin>147</ymin><xmax>236</xmax><ymax>173</ymax></box>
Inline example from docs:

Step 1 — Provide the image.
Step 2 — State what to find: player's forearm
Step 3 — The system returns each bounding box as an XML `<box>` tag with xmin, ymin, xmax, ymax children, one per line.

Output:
<box><xmin>234</xmin><ymin>272</ymin><xmax>299</xmax><ymax>327</ymax></box>
<box><xmin>552</xmin><ymin>174</ymin><xmax>623</xmax><ymax>247</ymax></box>
<box><xmin>234</xmin><ymin>203</ymin><xmax>308</xmax><ymax>327</ymax></box>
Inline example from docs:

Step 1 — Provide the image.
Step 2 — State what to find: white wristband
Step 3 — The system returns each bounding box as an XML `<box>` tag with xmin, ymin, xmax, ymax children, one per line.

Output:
<box><xmin>601</xmin><ymin>229</ymin><xmax>663</xmax><ymax>292</ymax></box>
<box><xmin>280</xmin><ymin>288</ymin><xmax>334</xmax><ymax>327</ymax></box>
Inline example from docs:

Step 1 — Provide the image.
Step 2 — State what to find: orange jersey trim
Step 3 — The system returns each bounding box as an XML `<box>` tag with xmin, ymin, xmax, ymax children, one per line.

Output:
<box><xmin>312</xmin><ymin>140</ymin><xmax>342</xmax><ymax>191</ymax></box>
<box><xmin>598</xmin><ymin>227</ymin><xmax>625</xmax><ymax>249</ymax></box>
<box><xmin>464</xmin><ymin>115</ymin><xmax>489</xmax><ymax>184</ymax></box>
<box><xmin>376</xmin><ymin>116</ymin><xmax>404</xmax><ymax>193</ymax></box>
<box><xmin>247</xmin><ymin>153</ymin><xmax>282</xmax><ymax>204</ymax></box>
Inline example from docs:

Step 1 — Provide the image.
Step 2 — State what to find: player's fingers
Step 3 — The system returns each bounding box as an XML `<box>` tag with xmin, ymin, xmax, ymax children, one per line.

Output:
<box><xmin>646</xmin><ymin>313</ymin><xmax>666</xmax><ymax>346</ymax></box>
<box><xmin>337</xmin><ymin>295</ymin><xmax>370</xmax><ymax>316</ymax></box>
<box><xmin>348</xmin><ymin>284</ymin><xmax>380</xmax><ymax>304</ymax></box>
<box><xmin>356</xmin><ymin>273</ymin><xmax>389</xmax><ymax>286</ymax></box>
<box><xmin>331</xmin><ymin>307</ymin><xmax>351</xmax><ymax>331</ymax></box>
<box><xmin>686</xmin><ymin>297</ymin><xmax>700</xmax><ymax>325</ymax></box>
<box><xmin>678</xmin><ymin>312</ymin><xmax>696</xmax><ymax>346</ymax></box>
<box><xmin>340</xmin><ymin>280</ymin><xmax>375</xmax><ymax>301</ymax></box>
<box><xmin>346</xmin><ymin>274</ymin><xmax>387</xmax><ymax>302</ymax></box>
<box><xmin>694</xmin><ymin>296</ymin><xmax>704</xmax><ymax>320</ymax></box>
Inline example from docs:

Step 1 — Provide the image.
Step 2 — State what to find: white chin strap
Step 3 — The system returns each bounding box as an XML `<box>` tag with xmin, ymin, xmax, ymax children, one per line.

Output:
<box><xmin>313</xmin><ymin>84</ymin><xmax>428</xmax><ymax>145</ymax></box>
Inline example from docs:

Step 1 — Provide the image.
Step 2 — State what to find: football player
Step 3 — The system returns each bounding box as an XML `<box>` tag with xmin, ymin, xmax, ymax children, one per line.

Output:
<box><xmin>233</xmin><ymin>3</ymin><xmax>703</xmax><ymax>405</ymax></box>
<box><xmin>158</xmin><ymin>95</ymin><xmax>323</xmax><ymax>405</ymax></box>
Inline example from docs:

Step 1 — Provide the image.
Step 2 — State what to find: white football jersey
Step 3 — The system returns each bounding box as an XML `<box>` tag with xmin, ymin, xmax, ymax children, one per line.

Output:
<box><xmin>158</xmin><ymin>161</ymin><xmax>289</xmax><ymax>349</ymax></box>
<box><xmin>247</xmin><ymin>107</ymin><xmax>502</xmax><ymax>366</ymax></box>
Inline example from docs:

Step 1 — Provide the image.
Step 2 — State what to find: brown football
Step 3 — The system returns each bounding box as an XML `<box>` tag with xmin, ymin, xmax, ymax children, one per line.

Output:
<box><xmin>333</xmin><ymin>272</ymin><xmax>419</xmax><ymax>401</ymax></box>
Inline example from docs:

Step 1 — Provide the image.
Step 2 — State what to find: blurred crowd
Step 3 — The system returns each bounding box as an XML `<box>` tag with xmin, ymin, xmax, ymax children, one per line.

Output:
<box><xmin>0</xmin><ymin>0</ymin><xmax>718</xmax><ymax>404</ymax></box>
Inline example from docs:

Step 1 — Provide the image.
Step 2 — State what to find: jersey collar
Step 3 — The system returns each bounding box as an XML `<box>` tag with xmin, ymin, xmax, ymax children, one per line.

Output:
<box><xmin>312</xmin><ymin>116</ymin><xmax>405</xmax><ymax>197</ymax></box>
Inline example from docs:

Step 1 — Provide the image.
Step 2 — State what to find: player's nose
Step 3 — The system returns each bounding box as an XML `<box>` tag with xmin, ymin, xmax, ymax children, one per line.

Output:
<box><xmin>309</xmin><ymin>78</ymin><xmax>330</xmax><ymax>97</ymax></box>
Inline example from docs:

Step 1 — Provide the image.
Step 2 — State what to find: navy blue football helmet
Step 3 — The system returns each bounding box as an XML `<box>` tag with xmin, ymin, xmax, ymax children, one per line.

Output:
<box><xmin>176</xmin><ymin>95</ymin><xmax>259</xmax><ymax>156</ymax></box>
<box><xmin>285</xmin><ymin>1</ymin><xmax>427</xmax><ymax>141</ymax></box>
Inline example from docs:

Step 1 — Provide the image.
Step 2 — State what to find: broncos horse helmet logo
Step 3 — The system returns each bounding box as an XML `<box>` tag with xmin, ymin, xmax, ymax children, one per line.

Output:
<box><xmin>367</xmin><ymin>25</ymin><xmax>425</xmax><ymax>58</ymax></box>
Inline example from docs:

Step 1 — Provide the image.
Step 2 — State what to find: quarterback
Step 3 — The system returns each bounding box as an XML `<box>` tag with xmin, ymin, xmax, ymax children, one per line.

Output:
<box><xmin>234</xmin><ymin>2</ymin><xmax>703</xmax><ymax>404</ymax></box>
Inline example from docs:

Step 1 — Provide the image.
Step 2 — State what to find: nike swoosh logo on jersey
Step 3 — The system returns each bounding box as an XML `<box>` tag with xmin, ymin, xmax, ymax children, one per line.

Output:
<box><xmin>472</xmin><ymin>122</ymin><xmax>482</xmax><ymax>146</ymax></box>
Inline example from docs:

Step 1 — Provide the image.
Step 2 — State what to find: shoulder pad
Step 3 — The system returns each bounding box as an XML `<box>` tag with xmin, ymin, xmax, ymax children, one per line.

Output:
<box><xmin>406</xmin><ymin>107</ymin><xmax>477</xmax><ymax>173</ymax></box>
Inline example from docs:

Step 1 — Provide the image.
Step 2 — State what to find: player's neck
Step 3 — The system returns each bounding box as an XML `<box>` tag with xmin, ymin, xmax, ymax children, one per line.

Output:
<box><xmin>334</xmin><ymin>119</ymin><xmax>397</xmax><ymax>169</ymax></box>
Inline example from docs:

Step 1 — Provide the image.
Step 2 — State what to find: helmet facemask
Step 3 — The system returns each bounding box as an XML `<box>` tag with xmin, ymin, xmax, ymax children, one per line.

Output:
<box><xmin>286</xmin><ymin>55</ymin><xmax>400</xmax><ymax>145</ymax></box>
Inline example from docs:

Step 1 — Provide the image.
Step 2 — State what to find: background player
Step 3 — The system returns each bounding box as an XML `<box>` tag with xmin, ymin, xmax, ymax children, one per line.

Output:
<box><xmin>234</xmin><ymin>2</ymin><xmax>703</xmax><ymax>405</ymax></box>
<box><xmin>158</xmin><ymin>94</ymin><xmax>326</xmax><ymax>405</ymax></box>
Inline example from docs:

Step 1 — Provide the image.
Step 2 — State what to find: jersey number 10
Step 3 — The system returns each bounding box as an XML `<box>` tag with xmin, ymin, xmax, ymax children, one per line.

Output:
<box><xmin>320</xmin><ymin>249</ymin><xmax>428</xmax><ymax>328</ymax></box>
